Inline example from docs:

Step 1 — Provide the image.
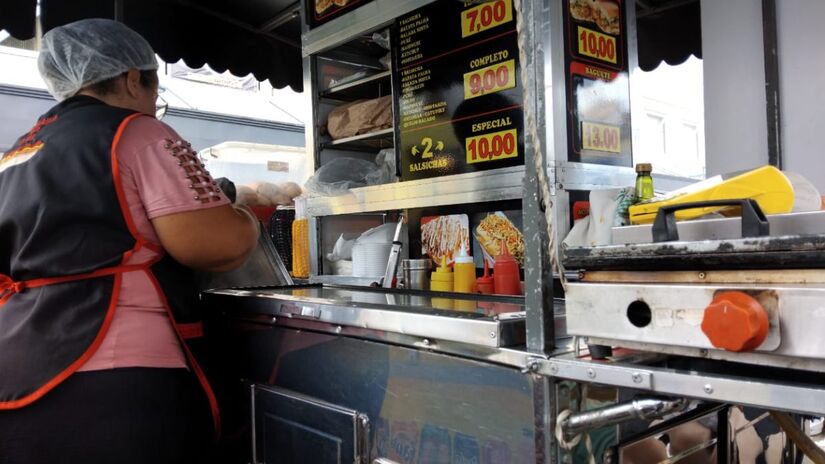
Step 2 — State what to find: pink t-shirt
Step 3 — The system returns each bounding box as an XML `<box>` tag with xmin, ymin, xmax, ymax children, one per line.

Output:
<box><xmin>78</xmin><ymin>116</ymin><xmax>229</xmax><ymax>372</ymax></box>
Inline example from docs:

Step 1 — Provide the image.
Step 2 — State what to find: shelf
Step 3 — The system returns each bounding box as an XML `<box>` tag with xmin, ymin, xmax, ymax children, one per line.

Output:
<box><xmin>321</xmin><ymin>127</ymin><xmax>394</xmax><ymax>151</ymax></box>
<box><xmin>302</xmin><ymin>0</ymin><xmax>439</xmax><ymax>56</ymax></box>
<box><xmin>307</xmin><ymin>165</ymin><xmax>525</xmax><ymax>216</ymax></box>
<box><xmin>321</xmin><ymin>70</ymin><xmax>392</xmax><ymax>101</ymax></box>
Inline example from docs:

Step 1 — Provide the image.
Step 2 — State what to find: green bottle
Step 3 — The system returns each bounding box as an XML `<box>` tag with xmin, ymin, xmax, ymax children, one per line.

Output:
<box><xmin>634</xmin><ymin>163</ymin><xmax>654</xmax><ymax>202</ymax></box>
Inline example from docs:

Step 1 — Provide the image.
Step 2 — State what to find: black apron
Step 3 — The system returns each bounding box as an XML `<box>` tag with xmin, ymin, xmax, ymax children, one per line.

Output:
<box><xmin>0</xmin><ymin>95</ymin><xmax>220</xmax><ymax>436</ymax></box>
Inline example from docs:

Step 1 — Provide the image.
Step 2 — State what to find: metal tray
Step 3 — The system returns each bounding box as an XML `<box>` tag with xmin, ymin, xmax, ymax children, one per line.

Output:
<box><xmin>564</xmin><ymin>234</ymin><xmax>825</xmax><ymax>271</ymax></box>
<box><xmin>202</xmin><ymin>284</ymin><xmax>527</xmax><ymax>348</ymax></box>
<box><xmin>612</xmin><ymin>210</ymin><xmax>825</xmax><ymax>245</ymax></box>
<box><xmin>566</xmin><ymin>210</ymin><xmax>825</xmax><ymax>271</ymax></box>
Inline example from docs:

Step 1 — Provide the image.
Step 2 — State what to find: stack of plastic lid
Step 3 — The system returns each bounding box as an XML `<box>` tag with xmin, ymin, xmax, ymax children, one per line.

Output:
<box><xmin>269</xmin><ymin>206</ymin><xmax>295</xmax><ymax>272</ymax></box>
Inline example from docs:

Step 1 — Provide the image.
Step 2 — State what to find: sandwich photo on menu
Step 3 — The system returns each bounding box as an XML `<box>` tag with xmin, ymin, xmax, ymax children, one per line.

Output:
<box><xmin>593</xmin><ymin>0</ymin><xmax>620</xmax><ymax>35</ymax></box>
<box><xmin>569</xmin><ymin>0</ymin><xmax>621</xmax><ymax>35</ymax></box>
<box><xmin>569</xmin><ymin>0</ymin><xmax>596</xmax><ymax>21</ymax></box>
<box><xmin>316</xmin><ymin>0</ymin><xmax>333</xmax><ymax>14</ymax></box>
<box><xmin>421</xmin><ymin>214</ymin><xmax>470</xmax><ymax>266</ymax></box>
<box><xmin>473</xmin><ymin>212</ymin><xmax>525</xmax><ymax>266</ymax></box>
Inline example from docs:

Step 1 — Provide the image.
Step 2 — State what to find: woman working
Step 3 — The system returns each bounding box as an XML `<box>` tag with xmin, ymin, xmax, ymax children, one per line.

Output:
<box><xmin>0</xmin><ymin>19</ymin><xmax>259</xmax><ymax>463</ymax></box>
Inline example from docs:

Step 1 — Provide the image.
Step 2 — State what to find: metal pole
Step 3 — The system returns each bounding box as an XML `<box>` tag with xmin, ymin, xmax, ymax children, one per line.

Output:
<box><xmin>299</xmin><ymin>1</ymin><xmax>323</xmax><ymax>278</ymax></box>
<box><xmin>762</xmin><ymin>0</ymin><xmax>782</xmax><ymax>169</ymax></box>
<box><xmin>113</xmin><ymin>0</ymin><xmax>124</xmax><ymax>22</ymax></box>
<box><xmin>532</xmin><ymin>375</ymin><xmax>557</xmax><ymax>464</ymax></box>
<box><xmin>716</xmin><ymin>406</ymin><xmax>729</xmax><ymax>464</ymax></box>
<box><xmin>520</xmin><ymin>0</ymin><xmax>555</xmax><ymax>355</ymax></box>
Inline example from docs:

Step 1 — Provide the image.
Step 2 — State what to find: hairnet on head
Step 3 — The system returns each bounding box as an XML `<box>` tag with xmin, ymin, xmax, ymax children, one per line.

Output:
<box><xmin>38</xmin><ymin>18</ymin><xmax>158</xmax><ymax>101</ymax></box>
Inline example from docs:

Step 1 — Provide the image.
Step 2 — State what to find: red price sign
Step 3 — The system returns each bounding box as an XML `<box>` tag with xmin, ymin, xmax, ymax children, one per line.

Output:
<box><xmin>461</xmin><ymin>0</ymin><xmax>513</xmax><ymax>38</ymax></box>
<box><xmin>577</xmin><ymin>26</ymin><xmax>617</xmax><ymax>64</ymax></box>
<box><xmin>463</xmin><ymin>59</ymin><xmax>516</xmax><ymax>100</ymax></box>
<box><xmin>466</xmin><ymin>128</ymin><xmax>518</xmax><ymax>164</ymax></box>
<box><xmin>581</xmin><ymin>121</ymin><xmax>620</xmax><ymax>153</ymax></box>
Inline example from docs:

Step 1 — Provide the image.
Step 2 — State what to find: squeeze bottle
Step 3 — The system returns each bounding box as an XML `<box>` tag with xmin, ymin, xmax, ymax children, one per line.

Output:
<box><xmin>474</xmin><ymin>257</ymin><xmax>495</xmax><ymax>295</ymax></box>
<box><xmin>430</xmin><ymin>256</ymin><xmax>454</xmax><ymax>292</ymax></box>
<box><xmin>453</xmin><ymin>245</ymin><xmax>475</xmax><ymax>293</ymax></box>
<box><xmin>430</xmin><ymin>256</ymin><xmax>454</xmax><ymax>310</ymax></box>
<box><xmin>493</xmin><ymin>240</ymin><xmax>521</xmax><ymax>295</ymax></box>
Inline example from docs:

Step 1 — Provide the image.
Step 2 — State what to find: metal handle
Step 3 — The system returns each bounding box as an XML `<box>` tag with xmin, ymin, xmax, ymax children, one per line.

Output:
<box><xmin>651</xmin><ymin>199</ymin><xmax>769</xmax><ymax>243</ymax></box>
<box><xmin>279</xmin><ymin>303</ymin><xmax>321</xmax><ymax>319</ymax></box>
<box><xmin>561</xmin><ymin>396</ymin><xmax>687</xmax><ymax>438</ymax></box>
<box><xmin>381</xmin><ymin>214</ymin><xmax>405</xmax><ymax>288</ymax></box>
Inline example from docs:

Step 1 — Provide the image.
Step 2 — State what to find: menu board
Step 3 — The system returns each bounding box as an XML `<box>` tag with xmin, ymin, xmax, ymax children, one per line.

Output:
<box><xmin>564</xmin><ymin>0</ymin><xmax>632</xmax><ymax>166</ymax></box>
<box><xmin>394</xmin><ymin>0</ymin><xmax>524</xmax><ymax>181</ymax></box>
<box><xmin>308</xmin><ymin>0</ymin><xmax>375</xmax><ymax>28</ymax></box>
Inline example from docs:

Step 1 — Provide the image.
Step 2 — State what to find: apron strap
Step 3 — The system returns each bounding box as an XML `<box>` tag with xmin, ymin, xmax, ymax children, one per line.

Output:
<box><xmin>0</xmin><ymin>263</ymin><xmax>151</xmax><ymax>307</ymax></box>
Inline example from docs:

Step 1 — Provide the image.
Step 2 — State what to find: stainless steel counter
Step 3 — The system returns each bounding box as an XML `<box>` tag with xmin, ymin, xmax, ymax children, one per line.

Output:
<box><xmin>203</xmin><ymin>284</ymin><xmax>825</xmax><ymax>419</ymax></box>
<box><xmin>202</xmin><ymin>284</ymin><xmax>561</xmax><ymax>349</ymax></box>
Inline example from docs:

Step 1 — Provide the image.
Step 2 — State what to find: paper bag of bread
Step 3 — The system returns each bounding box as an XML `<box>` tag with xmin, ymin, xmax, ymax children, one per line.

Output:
<box><xmin>327</xmin><ymin>96</ymin><xmax>393</xmax><ymax>140</ymax></box>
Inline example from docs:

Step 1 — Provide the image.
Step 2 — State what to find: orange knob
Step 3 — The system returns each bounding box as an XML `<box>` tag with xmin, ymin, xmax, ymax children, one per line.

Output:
<box><xmin>701</xmin><ymin>291</ymin><xmax>769</xmax><ymax>352</ymax></box>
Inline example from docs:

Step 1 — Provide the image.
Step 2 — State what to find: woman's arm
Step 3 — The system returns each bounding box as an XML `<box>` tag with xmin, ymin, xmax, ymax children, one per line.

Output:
<box><xmin>151</xmin><ymin>204</ymin><xmax>259</xmax><ymax>272</ymax></box>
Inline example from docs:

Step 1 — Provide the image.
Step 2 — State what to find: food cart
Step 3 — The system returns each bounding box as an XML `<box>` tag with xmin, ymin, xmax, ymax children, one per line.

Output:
<box><xmin>4</xmin><ymin>0</ymin><xmax>825</xmax><ymax>462</ymax></box>
<box><xmin>194</xmin><ymin>0</ymin><xmax>825</xmax><ymax>462</ymax></box>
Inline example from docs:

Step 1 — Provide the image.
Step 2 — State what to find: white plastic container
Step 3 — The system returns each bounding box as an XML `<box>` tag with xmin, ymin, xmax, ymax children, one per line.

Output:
<box><xmin>351</xmin><ymin>242</ymin><xmax>393</xmax><ymax>277</ymax></box>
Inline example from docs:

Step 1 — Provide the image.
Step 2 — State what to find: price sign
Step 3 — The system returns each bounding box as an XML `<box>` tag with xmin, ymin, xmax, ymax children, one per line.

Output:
<box><xmin>577</xmin><ymin>26</ymin><xmax>617</xmax><ymax>64</ymax></box>
<box><xmin>461</xmin><ymin>0</ymin><xmax>513</xmax><ymax>38</ymax></box>
<box><xmin>466</xmin><ymin>128</ymin><xmax>519</xmax><ymax>164</ymax></box>
<box><xmin>581</xmin><ymin>121</ymin><xmax>621</xmax><ymax>153</ymax></box>
<box><xmin>463</xmin><ymin>59</ymin><xmax>516</xmax><ymax>100</ymax></box>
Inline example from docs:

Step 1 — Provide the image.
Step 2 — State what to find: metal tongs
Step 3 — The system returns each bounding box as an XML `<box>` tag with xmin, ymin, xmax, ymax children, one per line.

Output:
<box><xmin>380</xmin><ymin>214</ymin><xmax>405</xmax><ymax>288</ymax></box>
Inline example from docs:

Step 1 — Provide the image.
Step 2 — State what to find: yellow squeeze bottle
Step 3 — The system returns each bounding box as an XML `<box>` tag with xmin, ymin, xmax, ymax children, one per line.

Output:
<box><xmin>453</xmin><ymin>246</ymin><xmax>477</xmax><ymax>312</ymax></box>
<box><xmin>430</xmin><ymin>256</ymin><xmax>454</xmax><ymax>292</ymax></box>
<box><xmin>430</xmin><ymin>256</ymin><xmax>454</xmax><ymax>310</ymax></box>
<box><xmin>453</xmin><ymin>245</ymin><xmax>475</xmax><ymax>293</ymax></box>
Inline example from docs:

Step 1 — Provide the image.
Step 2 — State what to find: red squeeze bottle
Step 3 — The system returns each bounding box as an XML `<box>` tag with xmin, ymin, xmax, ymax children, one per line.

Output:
<box><xmin>474</xmin><ymin>257</ymin><xmax>495</xmax><ymax>294</ymax></box>
<box><xmin>493</xmin><ymin>239</ymin><xmax>521</xmax><ymax>295</ymax></box>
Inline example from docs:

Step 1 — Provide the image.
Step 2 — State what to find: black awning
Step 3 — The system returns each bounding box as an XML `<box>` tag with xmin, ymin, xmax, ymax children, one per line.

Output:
<box><xmin>636</xmin><ymin>0</ymin><xmax>702</xmax><ymax>72</ymax></box>
<box><xmin>1</xmin><ymin>0</ymin><xmax>303</xmax><ymax>91</ymax></box>
<box><xmin>0</xmin><ymin>0</ymin><xmax>37</xmax><ymax>39</ymax></box>
<box><xmin>0</xmin><ymin>0</ymin><xmax>706</xmax><ymax>86</ymax></box>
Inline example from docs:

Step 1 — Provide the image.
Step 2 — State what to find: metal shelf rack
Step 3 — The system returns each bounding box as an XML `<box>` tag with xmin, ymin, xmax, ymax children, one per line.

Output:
<box><xmin>320</xmin><ymin>127</ymin><xmax>394</xmax><ymax>151</ymax></box>
<box><xmin>320</xmin><ymin>70</ymin><xmax>392</xmax><ymax>101</ymax></box>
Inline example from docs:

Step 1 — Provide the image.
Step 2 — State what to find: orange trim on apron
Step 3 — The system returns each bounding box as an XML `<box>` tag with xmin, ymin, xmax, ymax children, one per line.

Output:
<box><xmin>0</xmin><ymin>263</ymin><xmax>148</xmax><ymax>307</ymax></box>
<box><xmin>0</xmin><ymin>257</ymin><xmax>147</xmax><ymax>409</ymax></box>
<box><xmin>110</xmin><ymin>115</ymin><xmax>221</xmax><ymax>440</ymax></box>
<box><xmin>144</xmin><ymin>270</ymin><xmax>222</xmax><ymax>439</ymax></box>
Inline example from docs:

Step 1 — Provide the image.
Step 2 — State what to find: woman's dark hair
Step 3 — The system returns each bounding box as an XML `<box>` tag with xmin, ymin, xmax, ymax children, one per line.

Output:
<box><xmin>83</xmin><ymin>70</ymin><xmax>157</xmax><ymax>95</ymax></box>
